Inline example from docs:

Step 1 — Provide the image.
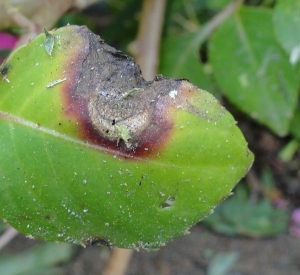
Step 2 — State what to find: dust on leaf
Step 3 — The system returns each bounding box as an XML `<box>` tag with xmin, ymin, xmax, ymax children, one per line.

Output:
<box><xmin>46</xmin><ymin>78</ymin><xmax>67</xmax><ymax>89</ymax></box>
<box><xmin>122</xmin><ymin>88</ymin><xmax>144</xmax><ymax>98</ymax></box>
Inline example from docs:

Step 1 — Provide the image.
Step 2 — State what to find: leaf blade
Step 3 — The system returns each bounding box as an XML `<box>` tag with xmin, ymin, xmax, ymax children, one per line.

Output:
<box><xmin>0</xmin><ymin>243</ymin><xmax>73</xmax><ymax>275</ymax></box>
<box><xmin>209</xmin><ymin>7</ymin><xmax>299</xmax><ymax>136</ymax></box>
<box><xmin>0</xmin><ymin>25</ymin><xmax>253</xmax><ymax>249</ymax></box>
<box><xmin>273</xmin><ymin>0</ymin><xmax>300</xmax><ymax>64</ymax></box>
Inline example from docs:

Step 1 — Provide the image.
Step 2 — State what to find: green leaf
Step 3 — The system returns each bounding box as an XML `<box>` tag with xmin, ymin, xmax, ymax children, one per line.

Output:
<box><xmin>290</xmin><ymin>106</ymin><xmax>300</xmax><ymax>140</ymax></box>
<box><xmin>0</xmin><ymin>219</ymin><xmax>5</xmax><ymax>233</ymax></box>
<box><xmin>273</xmin><ymin>0</ymin><xmax>300</xmax><ymax>64</ymax></box>
<box><xmin>209</xmin><ymin>7</ymin><xmax>299</xmax><ymax>136</ymax></box>
<box><xmin>159</xmin><ymin>32</ymin><xmax>217</xmax><ymax>97</ymax></box>
<box><xmin>203</xmin><ymin>184</ymin><xmax>289</xmax><ymax>237</ymax></box>
<box><xmin>0</xmin><ymin>243</ymin><xmax>73</xmax><ymax>275</ymax></box>
<box><xmin>207</xmin><ymin>252</ymin><xmax>239</xmax><ymax>275</ymax></box>
<box><xmin>22</xmin><ymin>268</ymin><xmax>66</xmax><ymax>275</ymax></box>
<box><xmin>100</xmin><ymin>0</ymin><xmax>142</xmax><ymax>48</ymax></box>
<box><xmin>206</xmin><ymin>0</ymin><xmax>232</xmax><ymax>10</ymax></box>
<box><xmin>278</xmin><ymin>139</ymin><xmax>299</xmax><ymax>162</ymax></box>
<box><xmin>0</xmin><ymin>25</ymin><xmax>253</xmax><ymax>249</ymax></box>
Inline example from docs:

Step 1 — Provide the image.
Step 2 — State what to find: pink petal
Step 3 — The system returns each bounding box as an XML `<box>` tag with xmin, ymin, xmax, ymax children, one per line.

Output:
<box><xmin>0</xmin><ymin>33</ymin><xmax>18</xmax><ymax>50</ymax></box>
<box><xmin>291</xmin><ymin>209</ymin><xmax>300</xmax><ymax>223</ymax></box>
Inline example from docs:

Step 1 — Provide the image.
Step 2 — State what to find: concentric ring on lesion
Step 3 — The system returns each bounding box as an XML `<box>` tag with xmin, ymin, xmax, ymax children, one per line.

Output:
<box><xmin>87</xmin><ymin>87</ymin><xmax>152</xmax><ymax>144</ymax></box>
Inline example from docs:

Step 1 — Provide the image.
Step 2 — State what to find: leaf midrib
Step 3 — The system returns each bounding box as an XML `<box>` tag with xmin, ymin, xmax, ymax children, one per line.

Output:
<box><xmin>0</xmin><ymin>110</ymin><xmax>196</xmax><ymax>168</ymax></box>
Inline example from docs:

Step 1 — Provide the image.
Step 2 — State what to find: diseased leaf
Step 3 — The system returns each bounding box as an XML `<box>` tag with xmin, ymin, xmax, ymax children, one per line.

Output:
<box><xmin>0</xmin><ymin>25</ymin><xmax>253</xmax><ymax>249</ymax></box>
<box><xmin>209</xmin><ymin>7</ymin><xmax>299</xmax><ymax>136</ymax></box>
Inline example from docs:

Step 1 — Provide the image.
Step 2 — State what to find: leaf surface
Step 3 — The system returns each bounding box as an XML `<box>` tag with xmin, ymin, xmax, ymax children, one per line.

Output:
<box><xmin>0</xmin><ymin>25</ymin><xmax>253</xmax><ymax>249</ymax></box>
<box><xmin>0</xmin><ymin>243</ymin><xmax>72</xmax><ymax>275</ymax></box>
<box><xmin>209</xmin><ymin>7</ymin><xmax>299</xmax><ymax>136</ymax></box>
<box><xmin>273</xmin><ymin>0</ymin><xmax>300</xmax><ymax>64</ymax></box>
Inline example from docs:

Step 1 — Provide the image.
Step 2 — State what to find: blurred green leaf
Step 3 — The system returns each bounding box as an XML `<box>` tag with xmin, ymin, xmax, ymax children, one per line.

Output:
<box><xmin>168</xmin><ymin>0</ymin><xmax>206</xmax><ymax>16</ymax></box>
<box><xmin>203</xmin><ymin>185</ymin><xmax>288</xmax><ymax>237</ymax></box>
<box><xmin>207</xmin><ymin>251</ymin><xmax>239</xmax><ymax>275</ymax></box>
<box><xmin>205</xmin><ymin>0</ymin><xmax>232</xmax><ymax>10</ymax></box>
<box><xmin>290</xmin><ymin>106</ymin><xmax>300</xmax><ymax>140</ymax></box>
<box><xmin>159</xmin><ymin>32</ymin><xmax>217</xmax><ymax>96</ymax></box>
<box><xmin>203</xmin><ymin>183</ymin><xmax>289</xmax><ymax>237</ymax></box>
<box><xmin>0</xmin><ymin>50</ymin><xmax>10</xmax><ymax>58</ymax></box>
<box><xmin>0</xmin><ymin>219</ymin><xmax>5</xmax><ymax>233</ymax></box>
<box><xmin>100</xmin><ymin>0</ymin><xmax>141</xmax><ymax>49</ymax></box>
<box><xmin>0</xmin><ymin>242</ymin><xmax>73</xmax><ymax>275</ymax></box>
<box><xmin>22</xmin><ymin>267</ymin><xmax>66</xmax><ymax>275</ymax></box>
<box><xmin>273</xmin><ymin>0</ymin><xmax>300</xmax><ymax>64</ymax></box>
<box><xmin>209</xmin><ymin>7</ymin><xmax>299</xmax><ymax>136</ymax></box>
<box><xmin>278</xmin><ymin>139</ymin><xmax>299</xmax><ymax>162</ymax></box>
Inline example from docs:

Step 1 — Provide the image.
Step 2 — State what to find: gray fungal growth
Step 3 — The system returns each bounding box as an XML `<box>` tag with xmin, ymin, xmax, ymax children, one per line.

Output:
<box><xmin>87</xmin><ymin>87</ymin><xmax>151</xmax><ymax>143</ymax></box>
<box><xmin>74</xmin><ymin>29</ymin><xmax>181</xmax><ymax>147</ymax></box>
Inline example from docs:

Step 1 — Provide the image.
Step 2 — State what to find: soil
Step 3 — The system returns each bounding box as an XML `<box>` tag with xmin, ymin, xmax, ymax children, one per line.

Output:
<box><xmin>3</xmin><ymin>222</ymin><xmax>300</xmax><ymax>275</ymax></box>
<box><xmin>66</xmin><ymin>224</ymin><xmax>300</xmax><ymax>275</ymax></box>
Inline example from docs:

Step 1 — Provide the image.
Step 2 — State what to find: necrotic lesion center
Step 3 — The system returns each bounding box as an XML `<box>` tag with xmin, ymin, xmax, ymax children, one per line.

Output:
<box><xmin>87</xmin><ymin>87</ymin><xmax>151</xmax><ymax>143</ymax></box>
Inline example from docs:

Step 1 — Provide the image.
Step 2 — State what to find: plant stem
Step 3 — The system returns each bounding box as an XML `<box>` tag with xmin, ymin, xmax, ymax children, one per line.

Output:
<box><xmin>0</xmin><ymin>226</ymin><xmax>19</xmax><ymax>251</ymax></box>
<box><xmin>31</xmin><ymin>0</ymin><xmax>73</xmax><ymax>29</ymax></box>
<box><xmin>192</xmin><ymin>0</ymin><xmax>244</xmax><ymax>48</ymax></box>
<box><xmin>30</xmin><ymin>0</ymin><xmax>100</xmax><ymax>29</ymax></box>
<box><xmin>132</xmin><ymin>0</ymin><xmax>168</xmax><ymax>80</ymax></box>
<box><xmin>1</xmin><ymin>1</ymin><xmax>40</xmax><ymax>47</ymax></box>
<box><xmin>1</xmin><ymin>0</ymin><xmax>100</xmax><ymax>49</ymax></box>
<box><xmin>246</xmin><ymin>170</ymin><xmax>261</xmax><ymax>204</ymax></box>
<box><xmin>102</xmin><ymin>1</ymin><xmax>168</xmax><ymax>274</ymax></box>
<box><xmin>173</xmin><ymin>0</ymin><xmax>244</xmax><ymax>77</ymax></box>
<box><xmin>102</xmin><ymin>248</ymin><xmax>134</xmax><ymax>275</ymax></box>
